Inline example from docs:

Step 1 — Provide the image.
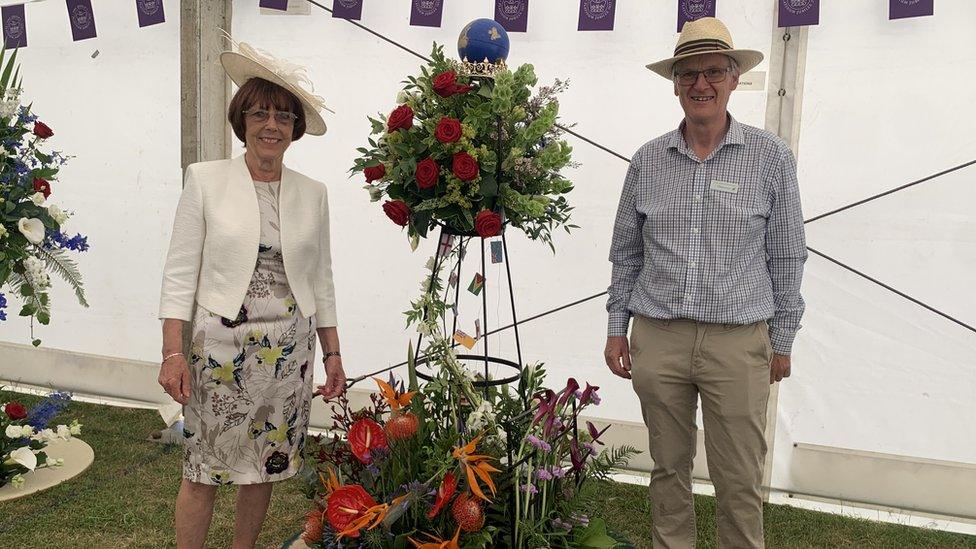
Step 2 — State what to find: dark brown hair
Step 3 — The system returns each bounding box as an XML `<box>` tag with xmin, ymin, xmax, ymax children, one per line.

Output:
<box><xmin>227</xmin><ymin>77</ymin><xmax>307</xmax><ymax>143</ymax></box>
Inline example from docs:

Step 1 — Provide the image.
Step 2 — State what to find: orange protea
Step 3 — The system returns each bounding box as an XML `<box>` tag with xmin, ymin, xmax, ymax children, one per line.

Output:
<box><xmin>450</xmin><ymin>492</ymin><xmax>485</xmax><ymax>532</ymax></box>
<box><xmin>409</xmin><ymin>526</ymin><xmax>461</xmax><ymax>548</ymax></box>
<box><xmin>427</xmin><ymin>471</ymin><xmax>458</xmax><ymax>519</ymax></box>
<box><xmin>451</xmin><ymin>433</ymin><xmax>501</xmax><ymax>502</ymax></box>
<box><xmin>326</xmin><ymin>484</ymin><xmax>390</xmax><ymax>539</ymax></box>
<box><xmin>302</xmin><ymin>508</ymin><xmax>325</xmax><ymax>544</ymax></box>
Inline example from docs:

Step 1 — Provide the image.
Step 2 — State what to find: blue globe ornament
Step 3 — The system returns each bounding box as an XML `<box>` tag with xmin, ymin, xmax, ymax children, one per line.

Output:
<box><xmin>457</xmin><ymin>18</ymin><xmax>510</xmax><ymax>64</ymax></box>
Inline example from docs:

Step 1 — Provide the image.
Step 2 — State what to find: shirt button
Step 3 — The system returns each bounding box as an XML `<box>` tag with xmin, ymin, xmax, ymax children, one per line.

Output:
<box><xmin>691</xmin><ymin>227</ymin><xmax>700</xmax><ymax>234</ymax></box>
<box><xmin>694</xmin><ymin>194</ymin><xmax>702</xmax><ymax>202</ymax></box>
<box><xmin>689</xmin><ymin>261</ymin><xmax>697</xmax><ymax>268</ymax></box>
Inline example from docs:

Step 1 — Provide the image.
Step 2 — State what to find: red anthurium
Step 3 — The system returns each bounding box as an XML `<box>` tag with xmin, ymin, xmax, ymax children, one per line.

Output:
<box><xmin>326</xmin><ymin>484</ymin><xmax>388</xmax><ymax>538</ymax></box>
<box><xmin>427</xmin><ymin>471</ymin><xmax>457</xmax><ymax>519</ymax></box>
<box><xmin>348</xmin><ymin>418</ymin><xmax>388</xmax><ymax>464</ymax></box>
<box><xmin>579</xmin><ymin>382</ymin><xmax>600</xmax><ymax>406</ymax></box>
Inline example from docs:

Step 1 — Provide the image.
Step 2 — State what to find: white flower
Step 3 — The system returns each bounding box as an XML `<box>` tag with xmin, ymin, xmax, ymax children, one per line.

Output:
<box><xmin>48</xmin><ymin>204</ymin><xmax>69</xmax><ymax>225</ymax></box>
<box><xmin>10</xmin><ymin>474</ymin><xmax>24</xmax><ymax>488</ymax></box>
<box><xmin>30</xmin><ymin>192</ymin><xmax>45</xmax><ymax>206</ymax></box>
<box><xmin>22</xmin><ymin>256</ymin><xmax>50</xmax><ymax>290</ymax></box>
<box><xmin>0</xmin><ymin>100</ymin><xmax>17</xmax><ymax>119</ymax></box>
<box><xmin>69</xmin><ymin>419</ymin><xmax>82</xmax><ymax>436</ymax></box>
<box><xmin>56</xmin><ymin>424</ymin><xmax>72</xmax><ymax>440</ymax></box>
<box><xmin>5</xmin><ymin>424</ymin><xmax>28</xmax><ymax>438</ymax></box>
<box><xmin>0</xmin><ymin>145</ymin><xmax>8</xmax><ymax>157</ymax></box>
<box><xmin>33</xmin><ymin>428</ymin><xmax>57</xmax><ymax>443</ymax></box>
<box><xmin>8</xmin><ymin>446</ymin><xmax>37</xmax><ymax>471</ymax></box>
<box><xmin>396</xmin><ymin>90</ymin><xmax>410</xmax><ymax>104</ymax></box>
<box><xmin>0</xmin><ymin>224</ymin><xmax>6</xmax><ymax>239</ymax></box>
<box><xmin>18</xmin><ymin>217</ymin><xmax>45</xmax><ymax>244</ymax></box>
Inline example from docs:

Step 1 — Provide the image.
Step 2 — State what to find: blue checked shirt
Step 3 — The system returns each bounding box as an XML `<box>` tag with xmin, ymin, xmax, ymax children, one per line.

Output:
<box><xmin>607</xmin><ymin>115</ymin><xmax>807</xmax><ymax>355</ymax></box>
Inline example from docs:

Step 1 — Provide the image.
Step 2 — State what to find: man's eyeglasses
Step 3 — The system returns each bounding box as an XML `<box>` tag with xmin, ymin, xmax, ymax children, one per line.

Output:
<box><xmin>244</xmin><ymin>108</ymin><xmax>298</xmax><ymax>125</ymax></box>
<box><xmin>673</xmin><ymin>67</ymin><xmax>734</xmax><ymax>86</ymax></box>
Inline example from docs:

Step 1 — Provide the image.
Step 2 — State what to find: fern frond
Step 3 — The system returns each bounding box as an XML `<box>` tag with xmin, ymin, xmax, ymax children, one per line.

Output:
<box><xmin>33</xmin><ymin>246</ymin><xmax>88</xmax><ymax>307</ymax></box>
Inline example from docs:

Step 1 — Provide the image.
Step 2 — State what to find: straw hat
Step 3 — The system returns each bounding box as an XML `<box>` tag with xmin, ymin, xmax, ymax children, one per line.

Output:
<box><xmin>219</xmin><ymin>35</ymin><xmax>333</xmax><ymax>136</ymax></box>
<box><xmin>646</xmin><ymin>17</ymin><xmax>763</xmax><ymax>79</ymax></box>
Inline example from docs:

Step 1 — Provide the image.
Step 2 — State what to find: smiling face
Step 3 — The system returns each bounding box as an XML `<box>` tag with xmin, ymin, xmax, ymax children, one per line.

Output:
<box><xmin>227</xmin><ymin>77</ymin><xmax>307</xmax><ymax>164</ymax></box>
<box><xmin>243</xmin><ymin>108</ymin><xmax>294</xmax><ymax>164</ymax></box>
<box><xmin>673</xmin><ymin>53</ymin><xmax>738</xmax><ymax>126</ymax></box>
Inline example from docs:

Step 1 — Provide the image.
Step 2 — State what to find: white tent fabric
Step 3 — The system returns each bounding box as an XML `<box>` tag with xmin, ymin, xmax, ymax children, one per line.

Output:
<box><xmin>0</xmin><ymin>0</ymin><xmax>973</xmax><ymax>522</ymax></box>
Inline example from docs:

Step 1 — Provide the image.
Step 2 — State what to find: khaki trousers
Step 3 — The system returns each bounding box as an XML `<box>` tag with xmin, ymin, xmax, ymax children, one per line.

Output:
<box><xmin>630</xmin><ymin>316</ymin><xmax>773</xmax><ymax>549</ymax></box>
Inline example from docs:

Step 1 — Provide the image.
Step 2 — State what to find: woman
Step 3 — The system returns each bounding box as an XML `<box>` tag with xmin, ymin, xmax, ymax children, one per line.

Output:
<box><xmin>157</xmin><ymin>41</ymin><xmax>346</xmax><ymax>548</ymax></box>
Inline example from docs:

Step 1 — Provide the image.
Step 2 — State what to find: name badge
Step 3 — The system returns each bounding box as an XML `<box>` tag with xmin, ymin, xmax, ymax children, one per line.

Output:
<box><xmin>710</xmin><ymin>180</ymin><xmax>739</xmax><ymax>194</ymax></box>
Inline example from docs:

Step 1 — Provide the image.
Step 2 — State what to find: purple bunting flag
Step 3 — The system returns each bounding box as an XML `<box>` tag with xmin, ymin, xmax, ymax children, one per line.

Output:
<box><xmin>578</xmin><ymin>0</ymin><xmax>616</xmax><ymax>31</ymax></box>
<box><xmin>135</xmin><ymin>0</ymin><xmax>165</xmax><ymax>27</ymax></box>
<box><xmin>332</xmin><ymin>0</ymin><xmax>363</xmax><ymax>20</ymax></box>
<box><xmin>410</xmin><ymin>0</ymin><xmax>444</xmax><ymax>28</ymax></box>
<box><xmin>778</xmin><ymin>0</ymin><xmax>819</xmax><ymax>27</ymax></box>
<box><xmin>677</xmin><ymin>0</ymin><xmax>715</xmax><ymax>33</ymax></box>
<box><xmin>890</xmin><ymin>0</ymin><xmax>933</xmax><ymax>20</ymax></box>
<box><xmin>260</xmin><ymin>0</ymin><xmax>288</xmax><ymax>10</ymax></box>
<box><xmin>2</xmin><ymin>5</ymin><xmax>27</xmax><ymax>49</ymax></box>
<box><xmin>494</xmin><ymin>0</ymin><xmax>528</xmax><ymax>33</ymax></box>
<box><xmin>66</xmin><ymin>0</ymin><xmax>97</xmax><ymax>41</ymax></box>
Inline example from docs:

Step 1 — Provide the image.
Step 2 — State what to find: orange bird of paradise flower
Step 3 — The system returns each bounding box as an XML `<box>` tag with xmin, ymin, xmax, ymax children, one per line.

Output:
<box><xmin>409</xmin><ymin>526</ymin><xmax>461</xmax><ymax>548</ymax></box>
<box><xmin>451</xmin><ymin>433</ymin><xmax>501</xmax><ymax>502</ymax></box>
<box><xmin>374</xmin><ymin>377</ymin><xmax>416</xmax><ymax>411</ymax></box>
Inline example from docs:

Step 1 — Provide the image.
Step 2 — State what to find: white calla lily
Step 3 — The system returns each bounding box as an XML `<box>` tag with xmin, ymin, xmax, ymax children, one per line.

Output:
<box><xmin>8</xmin><ymin>446</ymin><xmax>37</xmax><ymax>471</ymax></box>
<box><xmin>17</xmin><ymin>217</ymin><xmax>45</xmax><ymax>244</ymax></box>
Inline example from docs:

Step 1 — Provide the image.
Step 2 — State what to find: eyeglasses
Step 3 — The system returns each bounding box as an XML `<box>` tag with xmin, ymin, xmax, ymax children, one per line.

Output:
<box><xmin>673</xmin><ymin>67</ymin><xmax>733</xmax><ymax>86</ymax></box>
<box><xmin>244</xmin><ymin>108</ymin><xmax>298</xmax><ymax>125</ymax></box>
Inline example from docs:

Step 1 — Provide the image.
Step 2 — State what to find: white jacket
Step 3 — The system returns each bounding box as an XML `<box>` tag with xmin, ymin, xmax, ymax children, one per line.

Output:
<box><xmin>159</xmin><ymin>154</ymin><xmax>337</xmax><ymax>328</ymax></box>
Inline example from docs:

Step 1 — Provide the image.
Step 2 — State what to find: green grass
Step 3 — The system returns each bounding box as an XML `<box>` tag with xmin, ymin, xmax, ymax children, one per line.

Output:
<box><xmin>0</xmin><ymin>391</ymin><xmax>973</xmax><ymax>548</ymax></box>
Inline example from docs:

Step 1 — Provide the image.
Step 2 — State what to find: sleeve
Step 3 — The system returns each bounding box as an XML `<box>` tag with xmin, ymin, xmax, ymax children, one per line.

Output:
<box><xmin>159</xmin><ymin>165</ymin><xmax>205</xmax><ymax>321</ymax></box>
<box><xmin>314</xmin><ymin>184</ymin><xmax>338</xmax><ymax>329</ymax></box>
<box><xmin>606</xmin><ymin>151</ymin><xmax>646</xmax><ymax>337</ymax></box>
<box><xmin>765</xmin><ymin>145</ymin><xmax>808</xmax><ymax>355</ymax></box>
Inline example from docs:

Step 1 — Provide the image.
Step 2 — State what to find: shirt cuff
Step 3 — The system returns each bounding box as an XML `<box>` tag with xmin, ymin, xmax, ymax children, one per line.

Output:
<box><xmin>769</xmin><ymin>327</ymin><xmax>796</xmax><ymax>356</ymax></box>
<box><xmin>608</xmin><ymin>311</ymin><xmax>631</xmax><ymax>337</ymax></box>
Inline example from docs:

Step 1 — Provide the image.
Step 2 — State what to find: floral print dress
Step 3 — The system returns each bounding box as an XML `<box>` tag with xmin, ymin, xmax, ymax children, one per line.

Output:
<box><xmin>182</xmin><ymin>180</ymin><xmax>317</xmax><ymax>485</ymax></box>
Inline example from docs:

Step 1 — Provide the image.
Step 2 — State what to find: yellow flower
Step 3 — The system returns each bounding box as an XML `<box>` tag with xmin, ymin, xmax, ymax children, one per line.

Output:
<box><xmin>245</xmin><ymin>330</ymin><xmax>263</xmax><ymax>345</ymax></box>
<box><xmin>267</xmin><ymin>423</ymin><xmax>289</xmax><ymax>445</ymax></box>
<box><xmin>257</xmin><ymin>346</ymin><xmax>284</xmax><ymax>365</ymax></box>
<box><xmin>212</xmin><ymin>362</ymin><xmax>235</xmax><ymax>384</ymax></box>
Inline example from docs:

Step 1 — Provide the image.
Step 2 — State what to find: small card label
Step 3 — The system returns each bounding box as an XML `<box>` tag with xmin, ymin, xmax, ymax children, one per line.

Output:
<box><xmin>710</xmin><ymin>180</ymin><xmax>739</xmax><ymax>193</ymax></box>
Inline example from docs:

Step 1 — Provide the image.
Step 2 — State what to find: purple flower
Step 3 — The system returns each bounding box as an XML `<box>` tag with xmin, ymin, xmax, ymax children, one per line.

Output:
<box><xmin>556</xmin><ymin>378</ymin><xmax>580</xmax><ymax>408</ymax></box>
<box><xmin>519</xmin><ymin>483</ymin><xmax>538</xmax><ymax>494</ymax></box>
<box><xmin>583</xmin><ymin>442</ymin><xmax>597</xmax><ymax>456</ymax></box>
<box><xmin>550</xmin><ymin>466</ymin><xmax>567</xmax><ymax>478</ymax></box>
<box><xmin>580</xmin><ymin>383</ymin><xmax>600</xmax><ymax>406</ymax></box>
<box><xmin>587</xmin><ymin>421</ymin><xmax>610</xmax><ymax>447</ymax></box>
<box><xmin>572</xmin><ymin>513</ymin><xmax>590</xmax><ymax>526</ymax></box>
<box><xmin>524</xmin><ymin>434</ymin><xmax>551</xmax><ymax>452</ymax></box>
<box><xmin>535</xmin><ymin>468</ymin><xmax>553</xmax><ymax>481</ymax></box>
<box><xmin>552</xmin><ymin>518</ymin><xmax>572</xmax><ymax>530</ymax></box>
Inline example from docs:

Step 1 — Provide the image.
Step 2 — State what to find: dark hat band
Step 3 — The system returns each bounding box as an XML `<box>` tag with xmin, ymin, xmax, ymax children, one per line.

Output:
<box><xmin>674</xmin><ymin>38</ymin><xmax>732</xmax><ymax>57</ymax></box>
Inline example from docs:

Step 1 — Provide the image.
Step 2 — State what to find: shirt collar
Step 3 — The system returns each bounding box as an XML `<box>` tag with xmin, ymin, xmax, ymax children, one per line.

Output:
<box><xmin>667</xmin><ymin>113</ymin><xmax>745</xmax><ymax>157</ymax></box>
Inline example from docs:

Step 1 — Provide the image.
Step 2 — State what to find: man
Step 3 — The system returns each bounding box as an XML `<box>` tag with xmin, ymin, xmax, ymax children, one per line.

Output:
<box><xmin>604</xmin><ymin>17</ymin><xmax>806</xmax><ymax>548</ymax></box>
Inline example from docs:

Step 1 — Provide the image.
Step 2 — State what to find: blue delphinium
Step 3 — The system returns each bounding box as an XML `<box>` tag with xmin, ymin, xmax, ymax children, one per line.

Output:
<box><xmin>26</xmin><ymin>391</ymin><xmax>72</xmax><ymax>430</ymax></box>
<box><xmin>0</xmin><ymin>292</ymin><xmax>6</xmax><ymax>321</ymax></box>
<box><xmin>46</xmin><ymin>231</ymin><xmax>90</xmax><ymax>252</ymax></box>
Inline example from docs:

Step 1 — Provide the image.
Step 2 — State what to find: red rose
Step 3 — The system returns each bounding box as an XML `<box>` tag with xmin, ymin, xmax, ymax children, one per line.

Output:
<box><xmin>415</xmin><ymin>157</ymin><xmax>439</xmax><ymax>190</ymax></box>
<box><xmin>33</xmin><ymin>178</ymin><xmax>51</xmax><ymax>198</ymax></box>
<box><xmin>4</xmin><ymin>402</ymin><xmax>27</xmax><ymax>420</ymax></box>
<box><xmin>432</xmin><ymin>70</ymin><xmax>473</xmax><ymax>98</ymax></box>
<box><xmin>475</xmin><ymin>210</ymin><xmax>502</xmax><ymax>238</ymax></box>
<box><xmin>363</xmin><ymin>164</ymin><xmax>385</xmax><ymax>183</ymax></box>
<box><xmin>33</xmin><ymin>121</ymin><xmax>54</xmax><ymax>139</ymax></box>
<box><xmin>435</xmin><ymin>117</ymin><xmax>462</xmax><ymax>144</ymax></box>
<box><xmin>382</xmin><ymin>200</ymin><xmax>410</xmax><ymax>227</ymax></box>
<box><xmin>452</xmin><ymin>152</ymin><xmax>479</xmax><ymax>182</ymax></box>
<box><xmin>387</xmin><ymin>105</ymin><xmax>414</xmax><ymax>132</ymax></box>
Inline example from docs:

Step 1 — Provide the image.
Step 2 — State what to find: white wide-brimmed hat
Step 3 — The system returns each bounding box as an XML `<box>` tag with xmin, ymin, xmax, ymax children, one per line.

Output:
<box><xmin>646</xmin><ymin>17</ymin><xmax>763</xmax><ymax>80</ymax></box>
<box><xmin>219</xmin><ymin>35</ymin><xmax>332</xmax><ymax>136</ymax></box>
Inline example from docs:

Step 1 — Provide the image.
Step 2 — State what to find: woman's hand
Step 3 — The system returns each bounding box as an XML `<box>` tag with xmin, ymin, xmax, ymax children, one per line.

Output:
<box><xmin>158</xmin><ymin>355</ymin><xmax>191</xmax><ymax>405</ymax></box>
<box><xmin>316</xmin><ymin>357</ymin><xmax>347</xmax><ymax>400</ymax></box>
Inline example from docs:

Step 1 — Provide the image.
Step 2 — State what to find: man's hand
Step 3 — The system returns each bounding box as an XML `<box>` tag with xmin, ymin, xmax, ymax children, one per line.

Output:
<box><xmin>604</xmin><ymin>336</ymin><xmax>632</xmax><ymax>379</ymax></box>
<box><xmin>770</xmin><ymin>353</ymin><xmax>791</xmax><ymax>384</ymax></box>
